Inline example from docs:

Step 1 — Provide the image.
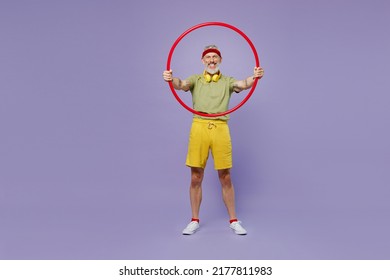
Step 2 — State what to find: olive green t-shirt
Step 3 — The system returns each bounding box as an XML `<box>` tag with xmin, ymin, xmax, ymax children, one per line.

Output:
<box><xmin>186</xmin><ymin>74</ymin><xmax>237</xmax><ymax>120</ymax></box>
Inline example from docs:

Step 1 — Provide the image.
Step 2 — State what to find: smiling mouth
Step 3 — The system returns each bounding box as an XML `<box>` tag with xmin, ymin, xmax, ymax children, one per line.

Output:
<box><xmin>206</xmin><ymin>63</ymin><xmax>219</xmax><ymax>75</ymax></box>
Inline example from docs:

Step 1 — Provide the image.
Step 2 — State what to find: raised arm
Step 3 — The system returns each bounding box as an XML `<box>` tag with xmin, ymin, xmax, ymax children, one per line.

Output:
<box><xmin>163</xmin><ymin>69</ymin><xmax>191</xmax><ymax>91</ymax></box>
<box><xmin>233</xmin><ymin>67</ymin><xmax>264</xmax><ymax>93</ymax></box>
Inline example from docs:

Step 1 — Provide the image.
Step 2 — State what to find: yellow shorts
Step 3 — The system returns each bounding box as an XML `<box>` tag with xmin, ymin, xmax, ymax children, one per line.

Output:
<box><xmin>186</xmin><ymin>118</ymin><xmax>232</xmax><ymax>170</ymax></box>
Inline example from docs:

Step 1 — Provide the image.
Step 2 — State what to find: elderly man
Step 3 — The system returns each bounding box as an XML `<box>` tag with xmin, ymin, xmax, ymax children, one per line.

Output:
<box><xmin>163</xmin><ymin>45</ymin><xmax>264</xmax><ymax>235</ymax></box>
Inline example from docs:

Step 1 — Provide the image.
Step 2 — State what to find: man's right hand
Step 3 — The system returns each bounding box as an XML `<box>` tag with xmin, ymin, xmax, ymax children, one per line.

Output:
<box><xmin>163</xmin><ymin>70</ymin><xmax>173</xmax><ymax>82</ymax></box>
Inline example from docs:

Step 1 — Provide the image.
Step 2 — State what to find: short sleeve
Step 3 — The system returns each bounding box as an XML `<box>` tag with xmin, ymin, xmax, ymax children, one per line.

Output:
<box><xmin>228</xmin><ymin>77</ymin><xmax>237</xmax><ymax>93</ymax></box>
<box><xmin>186</xmin><ymin>75</ymin><xmax>198</xmax><ymax>91</ymax></box>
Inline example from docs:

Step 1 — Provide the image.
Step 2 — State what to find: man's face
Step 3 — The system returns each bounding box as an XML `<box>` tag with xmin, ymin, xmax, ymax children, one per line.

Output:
<box><xmin>202</xmin><ymin>52</ymin><xmax>222</xmax><ymax>74</ymax></box>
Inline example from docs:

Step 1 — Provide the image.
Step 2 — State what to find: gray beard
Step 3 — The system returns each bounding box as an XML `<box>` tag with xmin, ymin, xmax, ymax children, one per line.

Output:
<box><xmin>206</xmin><ymin>66</ymin><xmax>220</xmax><ymax>75</ymax></box>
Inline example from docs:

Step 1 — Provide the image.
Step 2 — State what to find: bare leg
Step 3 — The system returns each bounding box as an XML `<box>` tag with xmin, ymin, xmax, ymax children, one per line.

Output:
<box><xmin>190</xmin><ymin>167</ymin><xmax>204</xmax><ymax>219</ymax></box>
<box><xmin>218</xmin><ymin>168</ymin><xmax>237</xmax><ymax>220</ymax></box>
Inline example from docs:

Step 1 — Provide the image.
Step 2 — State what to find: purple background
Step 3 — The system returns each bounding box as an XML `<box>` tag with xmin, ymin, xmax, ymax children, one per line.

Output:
<box><xmin>1</xmin><ymin>0</ymin><xmax>389</xmax><ymax>260</ymax></box>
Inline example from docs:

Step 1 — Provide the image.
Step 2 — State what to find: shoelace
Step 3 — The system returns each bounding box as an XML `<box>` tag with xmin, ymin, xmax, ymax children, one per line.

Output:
<box><xmin>231</xmin><ymin>221</ymin><xmax>243</xmax><ymax>229</ymax></box>
<box><xmin>185</xmin><ymin>221</ymin><xmax>198</xmax><ymax>229</ymax></box>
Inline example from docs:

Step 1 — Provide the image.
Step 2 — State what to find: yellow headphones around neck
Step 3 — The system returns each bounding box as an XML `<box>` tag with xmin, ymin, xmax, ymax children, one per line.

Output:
<box><xmin>203</xmin><ymin>70</ymin><xmax>221</xmax><ymax>83</ymax></box>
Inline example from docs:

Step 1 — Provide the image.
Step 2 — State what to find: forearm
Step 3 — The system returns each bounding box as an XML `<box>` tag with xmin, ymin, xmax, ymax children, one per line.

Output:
<box><xmin>172</xmin><ymin>77</ymin><xmax>190</xmax><ymax>91</ymax></box>
<box><xmin>233</xmin><ymin>76</ymin><xmax>255</xmax><ymax>92</ymax></box>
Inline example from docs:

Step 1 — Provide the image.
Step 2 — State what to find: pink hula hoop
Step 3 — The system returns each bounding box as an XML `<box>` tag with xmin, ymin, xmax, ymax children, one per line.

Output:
<box><xmin>166</xmin><ymin>22</ymin><xmax>260</xmax><ymax>117</ymax></box>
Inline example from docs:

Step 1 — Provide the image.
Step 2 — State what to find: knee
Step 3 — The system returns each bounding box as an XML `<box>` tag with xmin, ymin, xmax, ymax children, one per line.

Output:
<box><xmin>191</xmin><ymin>174</ymin><xmax>202</xmax><ymax>186</ymax></box>
<box><xmin>218</xmin><ymin>169</ymin><xmax>232</xmax><ymax>185</ymax></box>
<box><xmin>218</xmin><ymin>169</ymin><xmax>231</xmax><ymax>180</ymax></box>
<box><xmin>191</xmin><ymin>168</ymin><xmax>204</xmax><ymax>187</ymax></box>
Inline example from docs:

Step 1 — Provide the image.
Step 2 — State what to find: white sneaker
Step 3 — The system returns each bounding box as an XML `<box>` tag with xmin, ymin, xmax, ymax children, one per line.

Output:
<box><xmin>230</xmin><ymin>221</ymin><xmax>247</xmax><ymax>235</ymax></box>
<box><xmin>182</xmin><ymin>221</ymin><xmax>200</xmax><ymax>235</ymax></box>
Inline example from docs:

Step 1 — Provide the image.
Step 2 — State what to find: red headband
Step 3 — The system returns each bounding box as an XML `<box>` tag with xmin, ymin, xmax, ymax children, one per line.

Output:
<box><xmin>202</xmin><ymin>48</ymin><xmax>222</xmax><ymax>58</ymax></box>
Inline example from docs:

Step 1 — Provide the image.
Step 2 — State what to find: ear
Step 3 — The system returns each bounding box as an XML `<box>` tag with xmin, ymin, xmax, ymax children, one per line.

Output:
<box><xmin>201</xmin><ymin>58</ymin><xmax>206</xmax><ymax>65</ymax></box>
